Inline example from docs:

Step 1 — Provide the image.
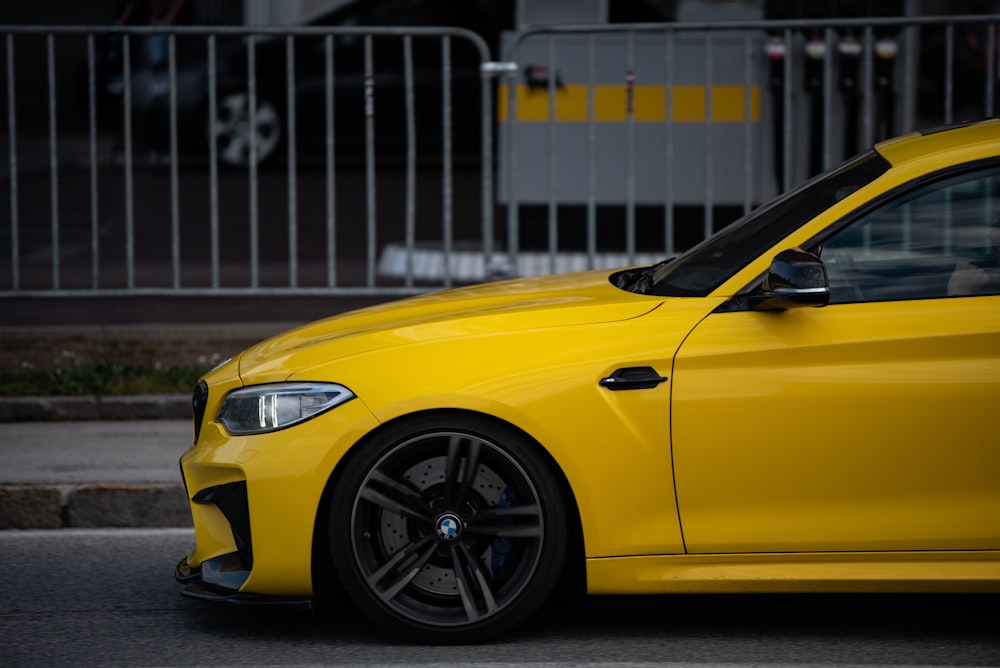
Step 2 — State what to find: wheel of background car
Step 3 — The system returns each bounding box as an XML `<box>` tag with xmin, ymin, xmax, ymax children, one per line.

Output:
<box><xmin>211</xmin><ymin>91</ymin><xmax>282</xmax><ymax>168</ymax></box>
<box><xmin>329</xmin><ymin>413</ymin><xmax>568</xmax><ymax>644</ymax></box>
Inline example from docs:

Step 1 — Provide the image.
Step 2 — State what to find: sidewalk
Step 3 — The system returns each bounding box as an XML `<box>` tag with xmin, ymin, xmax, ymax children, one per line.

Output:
<box><xmin>0</xmin><ymin>419</ymin><xmax>192</xmax><ymax>530</ymax></box>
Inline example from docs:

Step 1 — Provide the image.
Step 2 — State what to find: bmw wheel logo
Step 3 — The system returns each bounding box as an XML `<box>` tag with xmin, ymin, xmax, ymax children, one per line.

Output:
<box><xmin>436</xmin><ymin>514</ymin><xmax>462</xmax><ymax>541</ymax></box>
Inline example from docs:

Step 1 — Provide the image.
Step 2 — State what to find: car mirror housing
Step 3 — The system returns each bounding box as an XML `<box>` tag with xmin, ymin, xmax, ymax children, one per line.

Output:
<box><xmin>750</xmin><ymin>248</ymin><xmax>830</xmax><ymax>311</ymax></box>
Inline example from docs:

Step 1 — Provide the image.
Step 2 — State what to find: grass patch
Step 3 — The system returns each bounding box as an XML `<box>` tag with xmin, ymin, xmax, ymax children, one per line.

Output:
<box><xmin>0</xmin><ymin>362</ymin><xmax>210</xmax><ymax>397</ymax></box>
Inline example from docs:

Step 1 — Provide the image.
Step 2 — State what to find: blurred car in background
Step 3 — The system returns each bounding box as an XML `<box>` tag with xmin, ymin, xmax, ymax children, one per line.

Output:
<box><xmin>89</xmin><ymin>0</ymin><xmax>514</xmax><ymax>167</ymax></box>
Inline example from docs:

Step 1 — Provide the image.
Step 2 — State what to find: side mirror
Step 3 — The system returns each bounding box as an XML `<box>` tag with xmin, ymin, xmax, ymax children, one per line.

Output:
<box><xmin>750</xmin><ymin>248</ymin><xmax>830</xmax><ymax>311</ymax></box>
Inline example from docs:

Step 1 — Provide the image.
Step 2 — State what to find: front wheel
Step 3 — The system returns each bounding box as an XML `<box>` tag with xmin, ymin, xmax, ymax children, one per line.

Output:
<box><xmin>329</xmin><ymin>414</ymin><xmax>568</xmax><ymax>644</ymax></box>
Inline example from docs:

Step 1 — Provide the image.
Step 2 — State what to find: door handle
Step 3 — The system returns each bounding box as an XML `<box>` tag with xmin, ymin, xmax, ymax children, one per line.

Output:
<box><xmin>599</xmin><ymin>366</ymin><xmax>668</xmax><ymax>391</ymax></box>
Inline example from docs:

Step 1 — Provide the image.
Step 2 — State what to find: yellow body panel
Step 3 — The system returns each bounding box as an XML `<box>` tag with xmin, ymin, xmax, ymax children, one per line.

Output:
<box><xmin>587</xmin><ymin>552</ymin><xmax>1000</xmax><ymax>594</ymax></box>
<box><xmin>672</xmin><ymin>297</ymin><xmax>1000</xmax><ymax>553</ymax></box>
<box><xmin>182</xmin><ymin>399</ymin><xmax>380</xmax><ymax>595</ymax></box>
<box><xmin>294</xmin><ymin>299</ymin><xmax>719</xmax><ymax>559</ymax></box>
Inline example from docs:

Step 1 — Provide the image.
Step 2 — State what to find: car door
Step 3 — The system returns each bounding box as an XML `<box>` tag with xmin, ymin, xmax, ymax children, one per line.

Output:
<box><xmin>671</xmin><ymin>164</ymin><xmax>1000</xmax><ymax>554</ymax></box>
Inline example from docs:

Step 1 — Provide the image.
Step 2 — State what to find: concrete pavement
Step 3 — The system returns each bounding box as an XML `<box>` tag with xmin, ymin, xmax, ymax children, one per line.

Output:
<box><xmin>0</xmin><ymin>419</ymin><xmax>193</xmax><ymax>529</ymax></box>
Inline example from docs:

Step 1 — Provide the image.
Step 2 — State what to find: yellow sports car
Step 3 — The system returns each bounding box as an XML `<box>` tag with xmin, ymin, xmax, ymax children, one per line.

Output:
<box><xmin>177</xmin><ymin>119</ymin><xmax>1000</xmax><ymax>643</ymax></box>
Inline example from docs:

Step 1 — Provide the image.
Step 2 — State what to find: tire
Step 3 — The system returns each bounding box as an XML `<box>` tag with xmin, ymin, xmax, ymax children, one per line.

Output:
<box><xmin>329</xmin><ymin>413</ymin><xmax>568</xmax><ymax>644</ymax></box>
<box><xmin>210</xmin><ymin>90</ymin><xmax>282</xmax><ymax>168</ymax></box>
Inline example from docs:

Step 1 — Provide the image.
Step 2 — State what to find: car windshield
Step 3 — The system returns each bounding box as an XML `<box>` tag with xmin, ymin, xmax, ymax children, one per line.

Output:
<box><xmin>632</xmin><ymin>150</ymin><xmax>891</xmax><ymax>297</ymax></box>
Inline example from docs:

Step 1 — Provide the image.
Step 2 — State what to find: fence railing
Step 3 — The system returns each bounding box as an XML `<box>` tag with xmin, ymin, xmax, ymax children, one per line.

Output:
<box><xmin>1</xmin><ymin>24</ymin><xmax>495</xmax><ymax>297</ymax></box>
<box><xmin>2</xmin><ymin>15</ymin><xmax>999</xmax><ymax>299</ymax></box>
<box><xmin>499</xmin><ymin>15</ymin><xmax>1000</xmax><ymax>273</ymax></box>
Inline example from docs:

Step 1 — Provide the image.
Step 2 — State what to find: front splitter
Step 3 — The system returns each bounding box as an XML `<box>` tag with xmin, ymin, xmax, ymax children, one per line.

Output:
<box><xmin>176</xmin><ymin>556</ymin><xmax>312</xmax><ymax>609</ymax></box>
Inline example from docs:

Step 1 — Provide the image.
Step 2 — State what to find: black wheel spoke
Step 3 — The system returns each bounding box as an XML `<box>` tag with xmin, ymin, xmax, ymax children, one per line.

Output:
<box><xmin>450</xmin><ymin>542</ymin><xmax>498</xmax><ymax>621</ymax></box>
<box><xmin>368</xmin><ymin>468</ymin><xmax>422</xmax><ymax>499</ymax></box>
<box><xmin>368</xmin><ymin>469</ymin><xmax>429</xmax><ymax>517</ymax></box>
<box><xmin>466</xmin><ymin>504</ymin><xmax>543</xmax><ymax>538</ymax></box>
<box><xmin>367</xmin><ymin>535</ymin><xmax>436</xmax><ymax>603</ymax></box>
<box><xmin>359</xmin><ymin>477</ymin><xmax>432</xmax><ymax>524</ymax></box>
<box><xmin>442</xmin><ymin>435</ymin><xmax>461</xmax><ymax>505</ymax></box>
<box><xmin>443</xmin><ymin>434</ymin><xmax>481</xmax><ymax>509</ymax></box>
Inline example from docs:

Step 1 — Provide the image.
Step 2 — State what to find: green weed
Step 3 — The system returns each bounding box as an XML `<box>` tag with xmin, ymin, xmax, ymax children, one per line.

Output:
<box><xmin>0</xmin><ymin>362</ymin><xmax>209</xmax><ymax>396</ymax></box>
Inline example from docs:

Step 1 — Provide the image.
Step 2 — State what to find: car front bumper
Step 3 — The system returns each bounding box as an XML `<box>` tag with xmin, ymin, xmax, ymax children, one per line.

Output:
<box><xmin>175</xmin><ymin>554</ymin><xmax>312</xmax><ymax>608</ymax></box>
<box><xmin>178</xmin><ymin>392</ymin><xmax>380</xmax><ymax>599</ymax></box>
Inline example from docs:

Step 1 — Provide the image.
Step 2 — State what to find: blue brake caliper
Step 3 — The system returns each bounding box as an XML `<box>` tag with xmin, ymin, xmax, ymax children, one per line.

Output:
<box><xmin>491</xmin><ymin>487</ymin><xmax>514</xmax><ymax>581</ymax></box>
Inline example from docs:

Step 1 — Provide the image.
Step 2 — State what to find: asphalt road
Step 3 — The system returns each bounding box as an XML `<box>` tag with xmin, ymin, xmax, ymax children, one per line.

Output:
<box><xmin>1</xmin><ymin>529</ymin><xmax>998</xmax><ymax>667</ymax></box>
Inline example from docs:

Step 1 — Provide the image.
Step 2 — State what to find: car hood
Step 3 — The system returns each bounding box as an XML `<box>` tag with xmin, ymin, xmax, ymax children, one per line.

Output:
<box><xmin>238</xmin><ymin>270</ymin><xmax>663</xmax><ymax>382</ymax></box>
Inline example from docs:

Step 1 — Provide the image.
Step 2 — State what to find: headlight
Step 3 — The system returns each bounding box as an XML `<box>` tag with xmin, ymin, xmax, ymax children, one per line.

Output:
<box><xmin>216</xmin><ymin>382</ymin><xmax>355</xmax><ymax>435</ymax></box>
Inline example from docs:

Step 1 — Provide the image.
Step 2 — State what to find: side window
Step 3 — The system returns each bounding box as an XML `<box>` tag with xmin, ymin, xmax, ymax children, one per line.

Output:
<box><xmin>820</xmin><ymin>166</ymin><xmax>1000</xmax><ymax>303</ymax></box>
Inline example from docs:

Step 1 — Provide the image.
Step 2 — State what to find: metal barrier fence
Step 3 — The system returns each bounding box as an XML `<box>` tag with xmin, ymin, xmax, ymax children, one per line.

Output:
<box><xmin>2</xmin><ymin>16</ymin><xmax>999</xmax><ymax>299</ymax></box>
<box><xmin>499</xmin><ymin>15</ymin><xmax>1000</xmax><ymax>275</ymax></box>
<box><xmin>0</xmin><ymin>24</ymin><xmax>495</xmax><ymax>298</ymax></box>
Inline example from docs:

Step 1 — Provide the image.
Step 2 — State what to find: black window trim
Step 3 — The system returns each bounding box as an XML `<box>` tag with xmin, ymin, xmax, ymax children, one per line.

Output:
<box><xmin>718</xmin><ymin>156</ymin><xmax>1000</xmax><ymax>312</ymax></box>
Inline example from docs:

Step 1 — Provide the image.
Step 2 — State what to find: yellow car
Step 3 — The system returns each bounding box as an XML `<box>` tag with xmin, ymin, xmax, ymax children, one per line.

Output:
<box><xmin>177</xmin><ymin>119</ymin><xmax>1000</xmax><ymax>643</ymax></box>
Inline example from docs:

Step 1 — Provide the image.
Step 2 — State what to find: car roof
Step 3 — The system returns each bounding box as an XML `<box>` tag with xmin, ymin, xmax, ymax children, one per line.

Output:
<box><xmin>874</xmin><ymin>117</ymin><xmax>1000</xmax><ymax>167</ymax></box>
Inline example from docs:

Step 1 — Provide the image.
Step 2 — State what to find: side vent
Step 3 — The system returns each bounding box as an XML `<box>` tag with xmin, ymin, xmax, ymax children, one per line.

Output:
<box><xmin>192</xmin><ymin>381</ymin><xmax>209</xmax><ymax>445</ymax></box>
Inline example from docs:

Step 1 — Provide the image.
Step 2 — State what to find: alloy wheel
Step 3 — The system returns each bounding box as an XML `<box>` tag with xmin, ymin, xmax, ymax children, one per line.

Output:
<box><xmin>332</xmin><ymin>417</ymin><xmax>566</xmax><ymax>643</ymax></box>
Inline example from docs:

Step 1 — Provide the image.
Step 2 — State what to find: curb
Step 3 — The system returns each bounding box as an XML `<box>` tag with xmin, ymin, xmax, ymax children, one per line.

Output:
<box><xmin>0</xmin><ymin>483</ymin><xmax>191</xmax><ymax>529</ymax></box>
<box><xmin>0</xmin><ymin>397</ymin><xmax>195</xmax><ymax>529</ymax></box>
<box><xmin>0</xmin><ymin>394</ymin><xmax>190</xmax><ymax>422</ymax></box>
